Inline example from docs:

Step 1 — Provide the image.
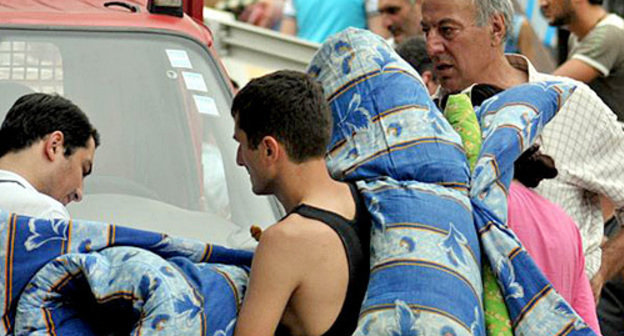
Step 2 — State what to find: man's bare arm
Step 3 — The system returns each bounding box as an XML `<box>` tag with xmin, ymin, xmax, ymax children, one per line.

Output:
<box><xmin>553</xmin><ymin>59</ymin><xmax>601</xmax><ymax>83</ymax></box>
<box><xmin>234</xmin><ymin>226</ymin><xmax>301</xmax><ymax>336</ymax></box>
<box><xmin>592</xmin><ymin>226</ymin><xmax>624</xmax><ymax>304</ymax></box>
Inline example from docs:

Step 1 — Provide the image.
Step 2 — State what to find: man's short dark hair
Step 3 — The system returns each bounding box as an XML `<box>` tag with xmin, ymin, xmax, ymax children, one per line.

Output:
<box><xmin>589</xmin><ymin>0</ymin><xmax>603</xmax><ymax>5</ymax></box>
<box><xmin>396</xmin><ymin>36</ymin><xmax>435</xmax><ymax>77</ymax></box>
<box><xmin>0</xmin><ymin>93</ymin><xmax>100</xmax><ymax>158</ymax></box>
<box><xmin>231</xmin><ymin>70</ymin><xmax>332</xmax><ymax>163</ymax></box>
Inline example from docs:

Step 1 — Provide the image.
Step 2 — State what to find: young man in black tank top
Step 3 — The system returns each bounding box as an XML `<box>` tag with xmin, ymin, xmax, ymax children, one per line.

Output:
<box><xmin>231</xmin><ymin>71</ymin><xmax>370</xmax><ymax>336</ymax></box>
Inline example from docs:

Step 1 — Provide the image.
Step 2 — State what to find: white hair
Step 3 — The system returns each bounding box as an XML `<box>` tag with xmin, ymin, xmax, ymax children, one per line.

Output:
<box><xmin>472</xmin><ymin>0</ymin><xmax>514</xmax><ymax>41</ymax></box>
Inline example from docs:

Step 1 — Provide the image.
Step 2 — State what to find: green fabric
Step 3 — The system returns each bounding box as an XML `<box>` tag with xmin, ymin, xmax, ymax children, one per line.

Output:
<box><xmin>443</xmin><ymin>93</ymin><xmax>513</xmax><ymax>336</ymax></box>
<box><xmin>483</xmin><ymin>263</ymin><xmax>514</xmax><ymax>336</ymax></box>
<box><xmin>442</xmin><ymin>94</ymin><xmax>482</xmax><ymax>171</ymax></box>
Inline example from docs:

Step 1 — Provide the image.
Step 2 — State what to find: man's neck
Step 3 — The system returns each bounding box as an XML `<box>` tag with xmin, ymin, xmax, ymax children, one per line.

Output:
<box><xmin>569</xmin><ymin>5</ymin><xmax>608</xmax><ymax>39</ymax></box>
<box><xmin>0</xmin><ymin>151</ymin><xmax>44</xmax><ymax>192</ymax></box>
<box><xmin>476</xmin><ymin>54</ymin><xmax>529</xmax><ymax>90</ymax></box>
<box><xmin>272</xmin><ymin>159</ymin><xmax>344</xmax><ymax>213</ymax></box>
<box><xmin>442</xmin><ymin>54</ymin><xmax>529</xmax><ymax>96</ymax></box>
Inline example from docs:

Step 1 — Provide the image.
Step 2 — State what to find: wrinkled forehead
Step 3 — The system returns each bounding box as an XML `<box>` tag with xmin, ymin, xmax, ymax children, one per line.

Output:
<box><xmin>421</xmin><ymin>0</ymin><xmax>476</xmax><ymax>24</ymax></box>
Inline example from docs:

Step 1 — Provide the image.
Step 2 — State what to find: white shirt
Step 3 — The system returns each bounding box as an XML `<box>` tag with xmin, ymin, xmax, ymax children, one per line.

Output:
<box><xmin>0</xmin><ymin>169</ymin><xmax>69</xmax><ymax>219</ymax></box>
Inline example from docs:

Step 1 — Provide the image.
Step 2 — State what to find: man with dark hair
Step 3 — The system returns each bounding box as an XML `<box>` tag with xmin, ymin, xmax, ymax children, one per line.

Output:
<box><xmin>396</xmin><ymin>35</ymin><xmax>438</xmax><ymax>94</ymax></box>
<box><xmin>0</xmin><ymin>93</ymin><xmax>99</xmax><ymax>219</ymax></box>
<box><xmin>542</xmin><ymin>0</ymin><xmax>624</xmax><ymax>122</ymax></box>
<box><xmin>231</xmin><ymin>70</ymin><xmax>370</xmax><ymax>336</ymax></box>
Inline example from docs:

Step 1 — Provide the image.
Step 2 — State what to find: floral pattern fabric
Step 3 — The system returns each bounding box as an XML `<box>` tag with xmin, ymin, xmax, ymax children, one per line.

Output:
<box><xmin>309</xmin><ymin>28</ymin><xmax>595</xmax><ymax>336</ymax></box>
<box><xmin>0</xmin><ymin>211</ymin><xmax>251</xmax><ymax>335</ymax></box>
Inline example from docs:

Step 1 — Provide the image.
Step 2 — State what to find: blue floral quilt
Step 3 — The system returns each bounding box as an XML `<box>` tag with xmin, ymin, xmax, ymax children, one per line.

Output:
<box><xmin>0</xmin><ymin>211</ymin><xmax>250</xmax><ymax>335</ymax></box>
<box><xmin>309</xmin><ymin>28</ymin><xmax>596</xmax><ymax>336</ymax></box>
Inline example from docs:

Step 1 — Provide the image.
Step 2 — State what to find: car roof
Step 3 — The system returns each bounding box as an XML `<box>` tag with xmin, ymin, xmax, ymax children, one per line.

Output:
<box><xmin>0</xmin><ymin>0</ymin><xmax>213</xmax><ymax>47</ymax></box>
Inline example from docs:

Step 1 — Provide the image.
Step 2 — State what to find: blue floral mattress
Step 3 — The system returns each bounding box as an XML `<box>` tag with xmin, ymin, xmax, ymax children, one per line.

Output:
<box><xmin>309</xmin><ymin>28</ymin><xmax>596</xmax><ymax>336</ymax></box>
<box><xmin>0</xmin><ymin>211</ymin><xmax>251</xmax><ymax>335</ymax></box>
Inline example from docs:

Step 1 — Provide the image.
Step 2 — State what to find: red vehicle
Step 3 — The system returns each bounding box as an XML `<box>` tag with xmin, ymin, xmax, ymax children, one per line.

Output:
<box><xmin>0</xmin><ymin>0</ymin><xmax>279</xmax><ymax>247</ymax></box>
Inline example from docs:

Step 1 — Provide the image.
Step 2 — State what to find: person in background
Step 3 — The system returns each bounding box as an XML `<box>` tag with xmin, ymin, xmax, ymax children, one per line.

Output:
<box><xmin>396</xmin><ymin>35</ymin><xmax>438</xmax><ymax>95</ymax></box>
<box><xmin>504</xmin><ymin>14</ymin><xmax>541</xmax><ymax>64</ymax></box>
<box><xmin>239</xmin><ymin>0</ymin><xmax>285</xmax><ymax>29</ymax></box>
<box><xmin>510</xmin><ymin>145</ymin><xmax>601</xmax><ymax>334</ymax></box>
<box><xmin>280</xmin><ymin>0</ymin><xmax>386</xmax><ymax>43</ymax></box>
<box><xmin>232</xmin><ymin>70</ymin><xmax>370</xmax><ymax>336</ymax></box>
<box><xmin>378</xmin><ymin>0</ymin><xmax>423</xmax><ymax>44</ymax></box>
<box><xmin>541</xmin><ymin>0</ymin><xmax>624</xmax><ymax>122</ymax></box>
<box><xmin>0</xmin><ymin>93</ymin><xmax>99</xmax><ymax>219</ymax></box>
<box><xmin>539</xmin><ymin>1</ymin><xmax>624</xmax><ymax>333</ymax></box>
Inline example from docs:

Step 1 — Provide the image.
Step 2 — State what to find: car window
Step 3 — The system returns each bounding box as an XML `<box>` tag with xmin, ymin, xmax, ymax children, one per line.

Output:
<box><xmin>0</xmin><ymin>29</ymin><xmax>279</xmax><ymax>247</ymax></box>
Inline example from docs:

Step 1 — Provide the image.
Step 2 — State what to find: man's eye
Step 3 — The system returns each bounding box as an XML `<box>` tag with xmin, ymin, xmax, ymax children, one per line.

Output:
<box><xmin>387</xmin><ymin>7</ymin><xmax>400</xmax><ymax>14</ymax></box>
<box><xmin>380</xmin><ymin>6</ymin><xmax>400</xmax><ymax>15</ymax></box>
<box><xmin>440</xmin><ymin>26</ymin><xmax>457</xmax><ymax>38</ymax></box>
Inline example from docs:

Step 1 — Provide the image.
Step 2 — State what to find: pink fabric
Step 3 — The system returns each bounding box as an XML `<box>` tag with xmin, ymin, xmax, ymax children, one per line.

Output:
<box><xmin>508</xmin><ymin>181</ymin><xmax>601</xmax><ymax>334</ymax></box>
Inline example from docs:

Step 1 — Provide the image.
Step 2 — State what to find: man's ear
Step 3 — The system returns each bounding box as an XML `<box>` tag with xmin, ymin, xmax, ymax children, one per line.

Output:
<box><xmin>422</xmin><ymin>71</ymin><xmax>433</xmax><ymax>85</ymax></box>
<box><xmin>43</xmin><ymin>131</ymin><xmax>65</xmax><ymax>161</ymax></box>
<box><xmin>422</xmin><ymin>71</ymin><xmax>439</xmax><ymax>96</ymax></box>
<box><xmin>261</xmin><ymin>136</ymin><xmax>281</xmax><ymax>162</ymax></box>
<box><xmin>490</xmin><ymin>13</ymin><xmax>506</xmax><ymax>47</ymax></box>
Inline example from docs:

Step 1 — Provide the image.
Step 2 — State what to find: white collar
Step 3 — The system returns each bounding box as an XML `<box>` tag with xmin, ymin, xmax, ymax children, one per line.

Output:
<box><xmin>0</xmin><ymin>169</ymin><xmax>38</xmax><ymax>191</ymax></box>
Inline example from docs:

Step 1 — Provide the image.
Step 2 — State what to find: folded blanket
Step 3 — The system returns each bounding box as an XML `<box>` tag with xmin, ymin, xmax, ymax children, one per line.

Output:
<box><xmin>310</xmin><ymin>28</ymin><xmax>482</xmax><ymax>336</ymax></box>
<box><xmin>309</xmin><ymin>28</ymin><xmax>595</xmax><ymax>336</ymax></box>
<box><xmin>0</xmin><ymin>211</ymin><xmax>251</xmax><ymax>335</ymax></box>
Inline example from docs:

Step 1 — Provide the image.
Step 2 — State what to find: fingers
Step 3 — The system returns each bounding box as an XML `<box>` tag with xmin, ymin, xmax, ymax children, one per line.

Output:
<box><xmin>250</xmin><ymin>225</ymin><xmax>263</xmax><ymax>242</ymax></box>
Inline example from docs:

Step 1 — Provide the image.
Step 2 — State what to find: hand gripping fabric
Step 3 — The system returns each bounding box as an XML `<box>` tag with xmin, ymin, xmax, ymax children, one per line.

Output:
<box><xmin>309</xmin><ymin>28</ymin><xmax>483</xmax><ymax>336</ymax></box>
<box><xmin>0</xmin><ymin>210</ymin><xmax>251</xmax><ymax>336</ymax></box>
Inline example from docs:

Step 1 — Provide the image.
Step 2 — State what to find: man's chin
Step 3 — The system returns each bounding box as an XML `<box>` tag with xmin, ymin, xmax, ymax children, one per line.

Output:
<box><xmin>251</xmin><ymin>186</ymin><xmax>269</xmax><ymax>196</ymax></box>
<box><xmin>440</xmin><ymin>79</ymin><xmax>464</xmax><ymax>94</ymax></box>
<box><xmin>393</xmin><ymin>34</ymin><xmax>405</xmax><ymax>44</ymax></box>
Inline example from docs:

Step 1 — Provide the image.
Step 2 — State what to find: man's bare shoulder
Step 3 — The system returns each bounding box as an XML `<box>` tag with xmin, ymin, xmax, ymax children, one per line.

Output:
<box><xmin>258</xmin><ymin>214</ymin><xmax>345</xmax><ymax>261</ymax></box>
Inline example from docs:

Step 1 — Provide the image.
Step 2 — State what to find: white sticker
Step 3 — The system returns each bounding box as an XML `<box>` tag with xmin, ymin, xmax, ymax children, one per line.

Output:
<box><xmin>166</xmin><ymin>49</ymin><xmax>192</xmax><ymax>69</ymax></box>
<box><xmin>194</xmin><ymin>95</ymin><xmax>220</xmax><ymax>116</ymax></box>
<box><xmin>182</xmin><ymin>72</ymin><xmax>208</xmax><ymax>92</ymax></box>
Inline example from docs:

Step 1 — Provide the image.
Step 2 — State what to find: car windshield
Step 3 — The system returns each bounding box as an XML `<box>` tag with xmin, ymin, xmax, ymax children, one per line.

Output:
<box><xmin>0</xmin><ymin>28</ymin><xmax>279</xmax><ymax>247</ymax></box>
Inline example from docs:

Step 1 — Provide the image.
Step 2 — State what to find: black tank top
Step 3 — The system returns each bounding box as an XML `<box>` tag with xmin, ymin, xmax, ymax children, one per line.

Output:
<box><xmin>275</xmin><ymin>183</ymin><xmax>371</xmax><ymax>336</ymax></box>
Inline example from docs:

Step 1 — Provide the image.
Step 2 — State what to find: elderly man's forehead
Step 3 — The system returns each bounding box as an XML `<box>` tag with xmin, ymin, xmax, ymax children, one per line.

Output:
<box><xmin>422</xmin><ymin>0</ymin><xmax>476</xmax><ymax>15</ymax></box>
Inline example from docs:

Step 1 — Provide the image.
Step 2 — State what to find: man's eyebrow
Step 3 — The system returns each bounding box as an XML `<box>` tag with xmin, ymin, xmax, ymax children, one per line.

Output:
<box><xmin>438</xmin><ymin>18</ymin><xmax>462</xmax><ymax>26</ymax></box>
<box><xmin>423</xmin><ymin>18</ymin><xmax>461</xmax><ymax>26</ymax></box>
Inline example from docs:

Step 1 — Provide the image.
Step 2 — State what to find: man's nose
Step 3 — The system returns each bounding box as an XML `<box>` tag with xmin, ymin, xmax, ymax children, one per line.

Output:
<box><xmin>425</xmin><ymin>32</ymin><xmax>444</xmax><ymax>57</ymax></box>
<box><xmin>72</xmin><ymin>179</ymin><xmax>84</xmax><ymax>202</ymax></box>
<box><xmin>381</xmin><ymin>14</ymin><xmax>393</xmax><ymax>29</ymax></box>
<box><xmin>72</xmin><ymin>188</ymin><xmax>83</xmax><ymax>203</ymax></box>
<box><xmin>236</xmin><ymin>147</ymin><xmax>244</xmax><ymax>166</ymax></box>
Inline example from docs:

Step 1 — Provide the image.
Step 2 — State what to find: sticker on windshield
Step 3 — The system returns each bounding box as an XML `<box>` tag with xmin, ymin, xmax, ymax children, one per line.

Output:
<box><xmin>166</xmin><ymin>49</ymin><xmax>192</xmax><ymax>69</ymax></box>
<box><xmin>194</xmin><ymin>95</ymin><xmax>219</xmax><ymax>116</ymax></box>
<box><xmin>182</xmin><ymin>72</ymin><xmax>208</xmax><ymax>92</ymax></box>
